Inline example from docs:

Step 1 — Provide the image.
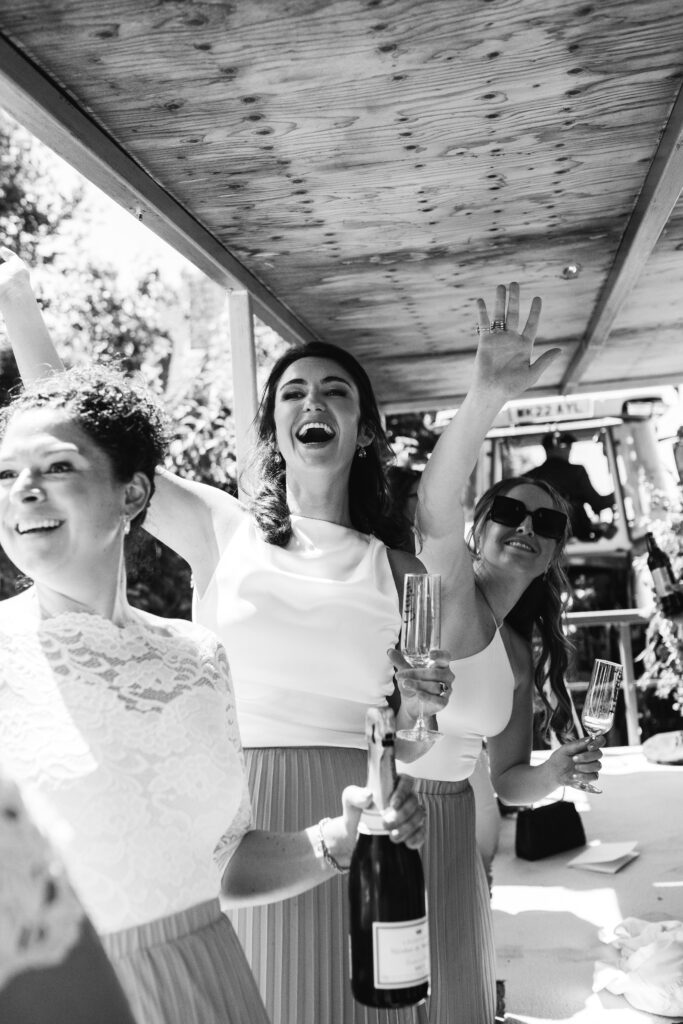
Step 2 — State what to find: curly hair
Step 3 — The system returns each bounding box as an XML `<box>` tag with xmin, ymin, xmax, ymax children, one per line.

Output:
<box><xmin>469</xmin><ymin>475</ymin><xmax>576</xmax><ymax>741</ymax></box>
<box><xmin>247</xmin><ymin>341</ymin><xmax>410</xmax><ymax>550</ymax></box>
<box><xmin>0</xmin><ymin>364</ymin><xmax>169</xmax><ymax>532</ymax></box>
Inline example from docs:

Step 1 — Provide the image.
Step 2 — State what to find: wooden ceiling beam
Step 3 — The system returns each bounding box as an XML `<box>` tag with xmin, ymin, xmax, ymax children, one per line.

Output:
<box><xmin>561</xmin><ymin>79</ymin><xmax>683</xmax><ymax>392</ymax></box>
<box><xmin>0</xmin><ymin>33</ymin><xmax>318</xmax><ymax>349</ymax></box>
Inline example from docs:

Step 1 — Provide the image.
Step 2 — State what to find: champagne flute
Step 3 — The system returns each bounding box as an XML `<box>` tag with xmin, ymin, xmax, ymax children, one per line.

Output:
<box><xmin>573</xmin><ymin>658</ymin><xmax>623</xmax><ymax>794</ymax></box>
<box><xmin>396</xmin><ymin>573</ymin><xmax>442</xmax><ymax>742</ymax></box>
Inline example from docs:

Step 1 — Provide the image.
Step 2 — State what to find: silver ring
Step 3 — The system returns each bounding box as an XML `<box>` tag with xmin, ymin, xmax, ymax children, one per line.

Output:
<box><xmin>475</xmin><ymin>323</ymin><xmax>493</xmax><ymax>335</ymax></box>
<box><xmin>490</xmin><ymin>319</ymin><xmax>507</xmax><ymax>331</ymax></box>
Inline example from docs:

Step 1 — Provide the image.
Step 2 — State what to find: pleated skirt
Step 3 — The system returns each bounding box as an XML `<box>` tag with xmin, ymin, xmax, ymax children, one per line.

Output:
<box><xmin>230</xmin><ymin>747</ymin><xmax>495</xmax><ymax>1024</ymax></box>
<box><xmin>412</xmin><ymin>777</ymin><xmax>497</xmax><ymax>1024</ymax></box>
<box><xmin>102</xmin><ymin>898</ymin><xmax>270</xmax><ymax>1024</ymax></box>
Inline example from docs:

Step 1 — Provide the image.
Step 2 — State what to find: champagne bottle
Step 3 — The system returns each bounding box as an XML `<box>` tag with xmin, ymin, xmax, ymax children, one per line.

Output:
<box><xmin>646</xmin><ymin>532</ymin><xmax>683</xmax><ymax>617</ymax></box>
<box><xmin>349</xmin><ymin>706</ymin><xmax>430</xmax><ymax>1009</ymax></box>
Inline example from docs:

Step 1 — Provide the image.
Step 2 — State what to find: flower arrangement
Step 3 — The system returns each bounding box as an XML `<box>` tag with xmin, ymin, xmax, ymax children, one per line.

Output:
<box><xmin>635</xmin><ymin>488</ymin><xmax>683</xmax><ymax>718</ymax></box>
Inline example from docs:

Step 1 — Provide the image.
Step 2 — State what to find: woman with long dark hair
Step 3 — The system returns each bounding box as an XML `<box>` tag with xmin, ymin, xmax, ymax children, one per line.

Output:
<box><xmin>408</xmin><ymin>284</ymin><xmax>601</xmax><ymax>807</ymax></box>
<box><xmin>0</xmin><ymin>363</ymin><xmax>425</xmax><ymax>1024</ymax></box>
<box><xmin>393</xmin><ymin>285</ymin><xmax>606</xmax><ymax>1023</ymax></box>
<box><xmin>0</xmin><ymin>248</ymin><xmax>448</xmax><ymax>1024</ymax></box>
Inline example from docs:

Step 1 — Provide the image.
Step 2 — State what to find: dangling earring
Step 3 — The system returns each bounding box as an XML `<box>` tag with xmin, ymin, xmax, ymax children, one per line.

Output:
<box><xmin>356</xmin><ymin>445</ymin><xmax>367</xmax><ymax>460</ymax></box>
<box><xmin>122</xmin><ymin>515</ymin><xmax>131</xmax><ymax>537</ymax></box>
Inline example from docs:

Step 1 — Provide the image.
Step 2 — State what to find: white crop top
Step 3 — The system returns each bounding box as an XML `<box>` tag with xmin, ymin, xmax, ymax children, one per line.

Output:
<box><xmin>0</xmin><ymin>592</ymin><xmax>252</xmax><ymax>934</ymax></box>
<box><xmin>399</xmin><ymin>627</ymin><xmax>514</xmax><ymax>782</ymax></box>
<box><xmin>194</xmin><ymin>511</ymin><xmax>401</xmax><ymax>748</ymax></box>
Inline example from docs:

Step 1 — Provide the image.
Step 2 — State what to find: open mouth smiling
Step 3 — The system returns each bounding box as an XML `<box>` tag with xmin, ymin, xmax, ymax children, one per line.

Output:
<box><xmin>505</xmin><ymin>538</ymin><xmax>537</xmax><ymax>554</ymax></box>
<box><xmin>15</xmin><ymin>518</ymin><xmax>63</xmax><ymax>535</ymax></box>
<box><xmin>295</xmin><ymin>422</ymin><xmax>335</xmax><ymax>444</ymax></box>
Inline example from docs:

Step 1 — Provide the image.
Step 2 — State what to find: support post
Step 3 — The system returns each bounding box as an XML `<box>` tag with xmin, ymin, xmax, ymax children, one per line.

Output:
<box><xmin>617</xmin><ymin>622</ymin><xmax>641</xmax><ymax>746</ymax></box>
<box><xmin>228</xmin><ymin>290</ymin><xmax>258</xmax><ymax>500</ymax></box>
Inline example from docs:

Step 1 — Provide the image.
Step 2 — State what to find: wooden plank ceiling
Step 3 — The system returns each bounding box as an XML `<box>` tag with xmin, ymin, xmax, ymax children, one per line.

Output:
<box><xmin>1</xmin><ymin>0</ymin><xmax>683</xmax><ymax>412</ymax></box>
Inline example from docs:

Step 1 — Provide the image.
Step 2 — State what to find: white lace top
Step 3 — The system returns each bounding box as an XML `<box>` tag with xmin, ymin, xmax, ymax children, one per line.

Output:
<box><xmin>194</xmin><ymin>511</ymin><xmax>401</xmax><ymax>747</ymax></box>
<box><xmin>0</xmin><ymin>771</ymin><xmax>83</xmax><ymax>991</ymax></box>
<box><xmin>0</xmin><ymin>591</ymin><xmax>253</xmax><ymax>934</ymax></box>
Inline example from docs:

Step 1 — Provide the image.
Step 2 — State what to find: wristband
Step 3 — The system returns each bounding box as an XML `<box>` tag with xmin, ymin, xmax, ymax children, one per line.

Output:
<box><xmin>318</xmin><ymin>817</ymin><xmax>350</xmax><ymax>874</ymax></box>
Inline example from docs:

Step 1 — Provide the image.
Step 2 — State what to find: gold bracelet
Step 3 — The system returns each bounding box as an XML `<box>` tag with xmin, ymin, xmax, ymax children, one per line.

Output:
<box><xmin>318</xmin><ymin>818</ymin><xmax>350</xmax><ymax>874</ymax></box>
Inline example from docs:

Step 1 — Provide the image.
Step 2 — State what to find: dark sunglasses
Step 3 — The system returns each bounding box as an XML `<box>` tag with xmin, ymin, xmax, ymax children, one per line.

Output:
<box><xmin>488</xmin><ymin>494</ymin><xmax>568</xmax><ymax>541</ymax></box>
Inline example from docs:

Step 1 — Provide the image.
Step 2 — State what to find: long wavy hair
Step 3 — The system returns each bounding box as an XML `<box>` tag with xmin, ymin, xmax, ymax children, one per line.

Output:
<box><xmin>247</xmin><ymin>341</ymin><xmax>410</xmax><ymax>549</ymax></box>
<box><xmin>469</xmin><ymin>476</ymin><xmax>576</xmax><ymax>740</ymax></box>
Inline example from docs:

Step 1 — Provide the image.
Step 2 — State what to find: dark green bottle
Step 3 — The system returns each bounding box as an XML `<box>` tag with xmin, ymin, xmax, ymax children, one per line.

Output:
<box><xmin>348</xmin><ymin>707</ymin><xmax>430</xmax><ymax>1009</ymax></box>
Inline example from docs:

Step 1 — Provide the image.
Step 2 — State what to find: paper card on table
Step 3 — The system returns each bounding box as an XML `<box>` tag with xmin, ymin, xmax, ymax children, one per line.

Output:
<box><xmin>568</xmin><ymin>842</ymin><xmax>639</xmax><ymax>874</ymax></box>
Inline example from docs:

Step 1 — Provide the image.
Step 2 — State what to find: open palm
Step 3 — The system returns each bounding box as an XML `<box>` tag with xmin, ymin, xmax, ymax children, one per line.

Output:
<box><xmin>473</xmin><ymin>282</ymin><xmax>560</xmax><ymax>400</ymax></box>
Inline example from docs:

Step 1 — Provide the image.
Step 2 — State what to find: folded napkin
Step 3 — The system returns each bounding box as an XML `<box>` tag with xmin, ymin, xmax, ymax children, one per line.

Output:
<box><xmin>568</xmin><ymin>841</ymin><xmax>639</xmax><ymax>874</ymax></box>
<box><xmin>594</xmin><ymin>917</ymin><xmax>683</xmax><ymax>1016</ymax></box>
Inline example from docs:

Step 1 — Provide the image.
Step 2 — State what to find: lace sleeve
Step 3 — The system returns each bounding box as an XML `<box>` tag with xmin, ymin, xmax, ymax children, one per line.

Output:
<box><xmin>210</xmin><ymin>641</ymin><xmax>255</xmax><ymax>876</ymax></box>
<box><xmin>0</xmin><ymin>775</ymin><xmax>83</xmax><ymax>991</ymax></box>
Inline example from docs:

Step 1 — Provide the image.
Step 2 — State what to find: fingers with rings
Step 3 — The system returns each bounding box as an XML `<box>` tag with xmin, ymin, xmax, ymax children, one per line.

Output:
<box><xmin>475</xmin><ymin>320</ymin><xmax>506</xmax><ymax>335</ymax></box>
<box><xmin>475</xmin><ymin>281</ymin><xmax>523</xmax><ymax>336</ymax></box>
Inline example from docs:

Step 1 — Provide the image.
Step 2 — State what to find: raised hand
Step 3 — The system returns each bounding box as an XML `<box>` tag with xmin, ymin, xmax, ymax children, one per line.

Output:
<box><xmin>473</xmin><ymin>282</ymin><xmax>560</xmax><ymax>401</ymax></box>
<box><xmin>0</xmin><ymin>246</ymin><xmax>32</xmax><ymax>302</ymax></box>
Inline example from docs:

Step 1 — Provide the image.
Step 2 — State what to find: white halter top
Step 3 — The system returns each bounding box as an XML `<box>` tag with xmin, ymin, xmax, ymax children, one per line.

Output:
<box><xmin>194</xmin><ymin>512</ymin><xmax>401</xmax><ymax>748</ymax></box>
<box><xmin>399</xmin><ymin>622</ymin><xmax>515</xmax><ymax>781</ymax></box>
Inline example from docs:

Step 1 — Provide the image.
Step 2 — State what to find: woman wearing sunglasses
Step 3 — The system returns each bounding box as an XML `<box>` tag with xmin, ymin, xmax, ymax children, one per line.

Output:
<box><xmin>396</xmin><ymin>283</ymin><xmax>604</xmax><ymax>1019</ymax></box>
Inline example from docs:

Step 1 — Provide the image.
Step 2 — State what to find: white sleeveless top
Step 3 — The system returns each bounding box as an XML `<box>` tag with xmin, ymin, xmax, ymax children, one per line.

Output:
<box><xmin>194</xmin><ymin>511</ymin><xmax>401</xmax><ymax>748</ymax></box>
<box><xmin>399</xmin><ymin>627</ymin><xmax>515</xmax><ymax>781</ymax></box>
<box><xmin>0</xmin><ymin>592</ymin><xmax>252</xmax><ymax>934</ymax></box>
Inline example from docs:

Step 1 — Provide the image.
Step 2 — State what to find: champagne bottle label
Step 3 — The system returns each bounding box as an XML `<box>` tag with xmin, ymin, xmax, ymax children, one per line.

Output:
<box><xmin>652</xmin><ymin>566</ymin><xmax>675</xmax><ymax>597</ymax></box>
<box><xmin>372</xmin><ymin>916</ymin><xmax>430</xmax><ymax>989</ymax></box>
<box><xmin>358</xmin><ymin>808</ymin><xmax>389</xmax><ymax>836</ymax></box>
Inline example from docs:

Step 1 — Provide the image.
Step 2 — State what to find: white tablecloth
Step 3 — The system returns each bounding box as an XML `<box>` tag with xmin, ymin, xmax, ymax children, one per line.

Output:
<box><xmin>492</xmin><ymin>747</ymin><xmax>683</xmax><ymax>1023</ymax></box>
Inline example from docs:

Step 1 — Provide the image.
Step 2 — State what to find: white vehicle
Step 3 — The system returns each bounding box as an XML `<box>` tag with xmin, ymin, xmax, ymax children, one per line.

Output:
<box><xmin>433</xmin><ymin>388</ymin><xmax>683</xmax><ymax>611</ymax></box>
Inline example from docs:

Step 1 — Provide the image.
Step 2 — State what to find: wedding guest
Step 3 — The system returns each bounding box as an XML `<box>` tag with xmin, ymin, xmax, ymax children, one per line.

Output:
<box><xmin>0</xmin><ymin>362</ymin><xmax>425</xmax><ymax>1024</ymax></box>
<box><xmin>0</xmin><ymin>246</ymin><xmax>443</xmax><ymax>1024</ymax></box>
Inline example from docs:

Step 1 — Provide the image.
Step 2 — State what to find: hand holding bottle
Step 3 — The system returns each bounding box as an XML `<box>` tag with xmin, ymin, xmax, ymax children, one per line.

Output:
<box><xmin>321</xmin><ymin>776</ymin><xmax>427</xmax><ymax>870</ymax></box>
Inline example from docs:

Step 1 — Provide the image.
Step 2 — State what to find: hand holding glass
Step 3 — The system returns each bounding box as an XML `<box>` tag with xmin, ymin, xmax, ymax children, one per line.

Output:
<box><xmin>573</xmin><ymin>658</ymin><xmax>623</xmax><ymax>794</ymax></box>
<box><xmin>396</xmin><ymin>574</ymin><xmax>442</xmax><ymax>742</ymax></box>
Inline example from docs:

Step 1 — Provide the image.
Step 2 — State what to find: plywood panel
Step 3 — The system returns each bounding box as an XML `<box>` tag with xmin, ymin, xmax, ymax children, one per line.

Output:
<box><xmin>1</xmin><ymin>0</ymin><xmax>683</xmax><ymax>405</ymax></box>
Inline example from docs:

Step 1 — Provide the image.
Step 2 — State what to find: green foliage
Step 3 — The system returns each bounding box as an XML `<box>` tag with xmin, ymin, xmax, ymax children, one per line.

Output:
<box><xmin>636</xmin><ymin>491</ymin><xmax>683</xmax><ymax>722</ymax></box>
<box><xmin>0</xmin><ymin>112</ymin><xmax>81</xmax><ymax>258</ymax></box>
<box><xmin>0</xmin><ymin>111</ymin><xmax>245</xmax><ymax>619</ymax></box>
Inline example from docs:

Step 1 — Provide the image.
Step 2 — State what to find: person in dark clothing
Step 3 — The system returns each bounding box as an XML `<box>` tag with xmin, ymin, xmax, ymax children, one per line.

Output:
<box><xmin>527</xmin><ymin>431</ymin><xmax>615</xmax><ymax>541</ymax></box>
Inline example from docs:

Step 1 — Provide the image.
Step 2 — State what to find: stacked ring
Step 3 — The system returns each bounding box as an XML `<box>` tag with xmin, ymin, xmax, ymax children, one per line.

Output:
<box><xmin>490</xmin><ymin>319</ymin><xmax>507</xmax><ymax>331</ymax></box>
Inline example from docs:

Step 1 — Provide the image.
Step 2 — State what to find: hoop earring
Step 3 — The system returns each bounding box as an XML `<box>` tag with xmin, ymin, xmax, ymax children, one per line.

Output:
<box><xmin>356</xmin><ymin>445</ymin><xmax>367</xmax><ymax>460</ymax></box>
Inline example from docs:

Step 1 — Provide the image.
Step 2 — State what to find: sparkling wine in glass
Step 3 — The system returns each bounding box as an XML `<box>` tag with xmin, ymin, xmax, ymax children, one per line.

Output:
<box><xmin>396</xmin><ymin>573</ymin><xmax>442</xmax><ymax>742</ymax></box>
<box><xmin>574</xmin><ymin>658</ymin><xmax>623</xmax><ymax>794</ymax></box>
